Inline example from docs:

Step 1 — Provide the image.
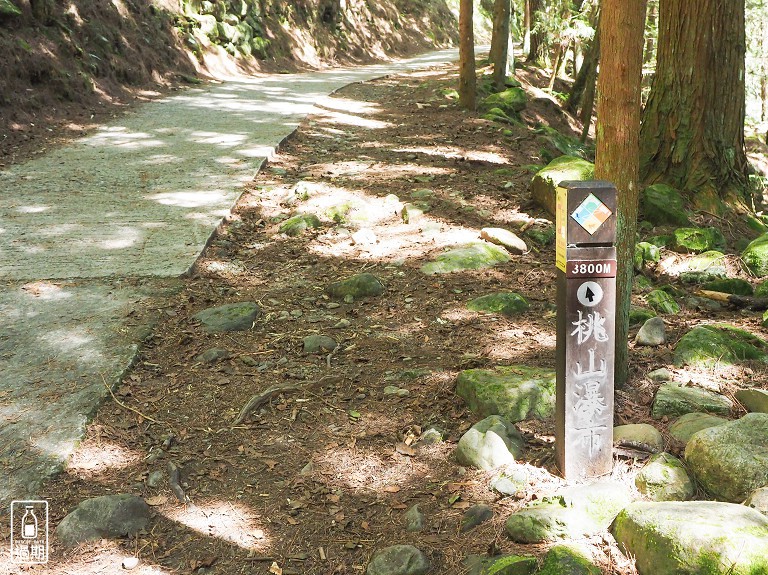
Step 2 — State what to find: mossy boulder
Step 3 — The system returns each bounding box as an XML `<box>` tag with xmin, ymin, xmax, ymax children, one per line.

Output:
<box><xmin>278</xmin><ymin>213</ymin><xmax>321</xmax><ymax>236</ymax></box>
<box><xmin>420</xmin><ymin>243</ymin><xmax>510</xmax><ymax>274</ymax></box>
<box><xmin>685</xmin><ymin>413</ymin><xmax>768</xmax><ymax>502</ymax></box>
<box><xmin>673</xmin><ymin>324</ymin><xmax>768</xmax><ymax>369</ymax></box>
<box><xmin>530</xmin><ymin>156</ymin><xmax>595</xmax><ymax>216</ymax></box>
<box><xmin>640</xmin><ymin>184</ymin><xmax>690</xmax><ymax>226</ymax></box>
<box><xmin>668</xmin><ymin>412</ymin><xmax>729</xmax><ymax>444</ymax></box>
<box><xmin>651</xmin><ymin>383</ymin><xmax>733</xmax><ymax>419</ymax></box>
<box><xmin>455</xmin><ymin>415</ymin><xmax>524</xmax><ymax>470</ymax></box>
<box><xmin>629</xmin><ymin>306</ymin><xmax>656</xmax><ymax>326</ymax></box>
<box><xmin>672</xmin><ymin>227</ymin><xmax>726</xmax><ymax>254</ymax></box>
<box><xmin>456</xmin><ymin>365</ymin><xmax>556</xmax><ymax>422</ymax></box>
<box><xmin>193</xmin><ymin>302</ymin><xmax>260</xmax><ymax>332</ymax></box>
<box><xmin>634</xmin><ymin>452</ymin><xmax>694</xmax><ymax>502</ymax></box>
<box><xmin>467</xmin><ymin>293</ymin><xmax>529</xmax><ymax>317</ymax></box>
<box><xmin>742</xmin><ymin>232</ymin><xmax>768</xmax><ymax>277</ymax></box>
<box><xmin>612</xmin><ymin>501</ymin><xmax>768</xmax><ymax>575</ymax></box>
<box><xmin>700</xmin><ymin>278</ymin><xmax>754</xmax><ymax>296</ymax></box>
<box><xmin>464</xmin><ymin>554</ymin><xmax>537</xmax><ymax>575</ymax></box>
<box><xmin>646</xmin><ymin>289</ymin><xmax>680</xmax><ymax>314</ymax></box>
<box><xmin>479</xmin><ymin>87</ymin><xmax>527</xmax><ymax>117</ymax></box>
<box><xmin>535</xmin><ymin>126</ymin><xmax>593</xmax><ymax>160</ymax></box>
<box><xmin>537</xmin><ymin>545</ymin><xmax>600</xmax><ymax>575</ymax></box>
<box><xmin>735</xmin><ymin>388</ymin><xmax>768</xmax><ymax>413</ymax></box>
<box><xmin>678</xmin><ymin>250</ymin><xmax>728</xmax><ymax>283</ymax></box>
<box><xmin>634</xmin><ymin>242</ymin><xmax>660</xmax><ymax>271</ymax></box>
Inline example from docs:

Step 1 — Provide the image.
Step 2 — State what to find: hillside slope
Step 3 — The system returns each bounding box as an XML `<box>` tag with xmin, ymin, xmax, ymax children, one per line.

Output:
<box><xmin>0</xmin><ymin>0</ymin><xmax>458</xmax><ymax>163</ymax></box>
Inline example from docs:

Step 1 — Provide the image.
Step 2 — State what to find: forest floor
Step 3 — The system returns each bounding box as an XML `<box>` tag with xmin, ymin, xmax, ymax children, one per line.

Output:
<box><xmin>10</xmin><ymin>60</ymin><xmax>768</xmax><ymax>574</ymax></box>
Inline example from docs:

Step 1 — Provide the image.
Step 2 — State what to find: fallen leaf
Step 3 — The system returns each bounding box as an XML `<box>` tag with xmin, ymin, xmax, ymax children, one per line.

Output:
<box><xmin>452</xmin><ymin>501</ymin><xmax>472</xmax><ymax>509</ymax></box>
<box><xmin>263</xmin><ymin>459</ymin><xmax>278</xmax><ymax>470</ymax></box>
<box><xmin>382</xmin><ymin>485</ymin><xmax>401</xmax><ymax>493</ymax></box>
<box><xmin>286</xmin><ymin>517</ymin><xmax>299</xmax><ymax>525</ymax></box>
<box><xmin>144</xmin><ymin>494</ymin><xmax>168</xmax><ymax>506</ymax></box>
<box><xmin>326</xmin><ymin>494</ymin><xmax>340</xmax><ymax>503</ymax></box>
<box><xmin>395</xmin><ymin>442</ymin><xmax>416</xmax><ymax>457</ymax></box>
<box><xmin>269</xmin><ymin>561</ymin><xmax>283</xmax><ymax>575</ymax></box>
<box><xmin>390</xmin><ymin>503</ymin><xmax>407</xmax><ymax>510</ymax></box>
<box><xmin>361</xmin><ymin>521</ymin><xmax>370</xmax><ymax>530</ymax></box>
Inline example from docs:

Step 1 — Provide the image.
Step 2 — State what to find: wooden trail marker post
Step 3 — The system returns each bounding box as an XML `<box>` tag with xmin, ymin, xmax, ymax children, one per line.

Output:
<box><xmin>555</xmin><ymin>181</ymin><xmax>617</xmax><ymax>479</ymax></box>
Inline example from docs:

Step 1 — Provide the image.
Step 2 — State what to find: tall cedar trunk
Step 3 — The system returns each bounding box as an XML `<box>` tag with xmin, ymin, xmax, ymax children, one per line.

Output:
<box><xmin>527</xmin><ymin>0</ymin><xmax>545</xmax><ymax>64</ymax></box>
<box><xmin>762</xmin><ymin>4</ymin><xmax>768</xmax><ymax>123</ymax></box>
<box><xmin>566</xmin><ymin>8</ymin><xmax>600</xmax><ymax>114</ymax></box>
<box><xmin>523</xmin><ymin>0</ymin><xmax>531</xmax><ymax>57</ymax></box>
<box><xmin>458</xmin><ymin>0</ymin><xmax>476</xmax><ymax>110</ymax></box>
<box><xmin>640</xmin><ymin>0</ymin><xmax>749</xmax><ymax>206</ymax></box>
<box><xmin>490</xmin><ymin>0</ymin><xmax>512</xmax><ymax>91</ymax></box>
<box><xmin>594</xmin><ymin>0</ymin><xmax>646</xmax><ymax>389</ymax></box>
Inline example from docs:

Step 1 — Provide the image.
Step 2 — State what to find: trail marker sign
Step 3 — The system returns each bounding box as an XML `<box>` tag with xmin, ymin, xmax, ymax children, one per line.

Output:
<box><xmin>555</xmin><ymin>181</ymin><xmax>617</xmax><ymax>479</ymax></box>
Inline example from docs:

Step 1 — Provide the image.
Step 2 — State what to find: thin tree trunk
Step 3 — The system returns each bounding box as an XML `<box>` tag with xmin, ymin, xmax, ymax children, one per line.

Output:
<box><xmin>567</xmin><ymin>7</ymin><xmax>600</xmax><ymax>114</ymax></box>
<box><xmin>594</xmin><ymin>0</ymin><xmax>647</xmax><ymax>389</ymax></box>
<box><xmin>762</xmin><ymin>3</ymin><xmax>768</xmax><ymax>123</ymax></box>
<box><xmin>523</xmin><ymin>0</ymin><xmax>531</xmax><ymax>57</ymax></box>
<box><xmin>643</xmin><ymin>0</ymin><xmax>657</xmax><ymax>64</ymax></box>
<box><xmin>458</xmin><ymin>0</ymin><xmax>476</xmax><ymax>110</ymax></box>
<box><xmin>490</xmin><ymin>0</ymin><xmax>512</xmax><ymax>91</ymax></box>
<box><xmin>548</xmin><ymin>40</ymin><xmax>570</xmax><ymax>90</ymax></box>
<box><xmin>527</xmin><ymin>0</ymin><xmax>545</xmax><ymax>64</ymax></box>
<box><xmin>579</xmin><ymin>66</ymin><xmax>597</xmax><ymax>141</ymax></box>
<box><xmin>640</xmin><ymin>0</ymin><xmax>749</xmax><ymax>208</ymax></box>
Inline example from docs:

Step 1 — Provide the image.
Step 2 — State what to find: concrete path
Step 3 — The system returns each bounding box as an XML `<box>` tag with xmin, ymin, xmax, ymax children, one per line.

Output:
<box><xmin>0</xmin><ymin>48</ymin><xmax>461</xmax><ymax>506</ymax></box>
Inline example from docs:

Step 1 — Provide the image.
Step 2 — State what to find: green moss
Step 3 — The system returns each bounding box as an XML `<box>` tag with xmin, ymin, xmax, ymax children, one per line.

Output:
<box><xmin>701</xmin><ymin>278</ymin><xmax>753</xmax><ymax>296</ymax></box>
<box><xmin>641</xmin><ymin>184</ymin><xmax>690</xmax><ymax>226</ymax></box>
<box><xmin>673</xmin><ymin>324</ymin><xmax>768</xmax><ymax>368</ymax></box>
<box><xmin>646</xmin><ymin>290</ymin><xmax>680</xmax><ymax>314</ymax></box>
<box><xmin>467</xmin><ymin>292</ymin><xmax>529</xmax><ymax>316</ymax></box>
<box><xmin>672</xmin><ymin>227</ymin><xmax>726</xmax><ymax>253</ymax></box>
<box><xmin>742</xmin><ymin>233</ymin><xmax>768</xmax><ymax>277</ymax></box>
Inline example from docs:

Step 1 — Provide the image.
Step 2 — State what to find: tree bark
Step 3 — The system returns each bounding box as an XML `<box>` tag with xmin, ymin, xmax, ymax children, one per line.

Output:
<box><xmin>458</xmin><ymin>0</ymin><xmax>477</xmax><ymax>110</ymax></box>
<box><xmin>526</xmin><ymin>0</ymin><xmax>545</xmax><ymax>64</ymax></box>
<box><xmin>566</xmin><ymin>7</ymin><xmax>600</xmax><ymax>115</ymax></box>
<box><xmin>639</xmin><ymin>0</ymin><xmax>749</xmax><ymax>208</ymax></box>
<box><xmin>643</xmin><ymin>0</ymin><xmax>657</xmax><ymax>64</ymax></box>
<box><xmin>594</xmin><ymin>0</ymin><xmax>647</xmax><ymax>389</ymax></box>
<box><xmin>761</xmin><ymin>3</ymin><xmax>768</xmax><ymax>123</ymax></box>
<box><xmin>490</xmin><ymin>0</ymin><xmax>512</xmax><ymax>91</ymax></box>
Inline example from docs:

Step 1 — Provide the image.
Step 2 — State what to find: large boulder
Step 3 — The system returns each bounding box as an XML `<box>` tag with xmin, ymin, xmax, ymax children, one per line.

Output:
<box><xmin>742</xmin><ymin>232</ymin><xmax>768</xmax><ymax>277</ymax></box>
<box><xmin>467</xmin><ymin>293</ymin><xmax>529</xmax><ymax>317</ymax></box>
<box><xmin>671</xmin><ymin>227</ymin><xmax>726</xmax><ymax>253</ymax></box>
<box><xmin>678</xmin><ymin>250</ymin><xmax>727</xmax><ymax>283</ymax></box>
<box><xmin>325</xmin><ymin>273</ymin><xmax>385</xmax><ymax>299</ymax></box>
<box><xmin>193</xmin><ymin>302</ymin><xmax>260</xmax><ymax>332</ymax></box>
<box><xmin>420</xmin><ymin>243</ymin><xmax>510</xmax><ymax>274</ymax></box>
<box><xmin>612</xmin><ymin>501</ymin><xmax>768</xmax><ymax>575</ymax></box>
<box><xmin>685</xmin><ymin>413</ymin><xmax>768</xmax><ymax>502</ymax></box>
<box><xmin>735</xmin><ymin>388</ymin><xmax>768</xmax><ymax>413</ymax></box>
<box><xmin>634</xmin><ymin>452</ymin><xmax>694</xmax><ymax>501</ymax></box>
<box><xmin>455</xmin><ymin>415</ymin><xmax>524</xmax><ymax>470</ymax></box>
<box><xmin>537</xmin><ymin>544</ymin><xmax>601</xmax><ymax>575</ymax></box>
<box><xmin>366</xmin><ymin>545</ymin><xmax>430</xmax><ymax>575</ymax></box>
<box><xmin>456</xmin><ymin>365</ymin><xmax>556</xmax><ymax>422</ymax></box>
<box><xmin>651</xmin><ymin>383</ymin><xmax>733</xmax><ymax>419</ymax></box>
<box><xmin>479</xmin><ymin>87</ymin><xmax>527</xmax><ymax>117</ymax></box>
<box><xmin>640</xmin><ymin>184</ymin><xmax>690</xmax><ymax>226</ymax></box>
<box><xmin>668</xmin><ymin>412</ymin><xmax>729</xmax><ymax>444</ymax></box>
<box><xmin>530</xmin><ymin>156</ymin><xmax>595</xmax><ymax>216</ymax></box>
<box><xmin>278</xmin><ymin>213</ymin><xmax>321</xmax><ymax>236</ymax></box>
<box><xmin>673</xmin><ymin>324</ymin><xmax>768</xmax><ymax>369</ymax></box>
<box><xmin>56</xmin><ymin>494</ymin><xmax>151</xmax><ymax>547</ymax></box>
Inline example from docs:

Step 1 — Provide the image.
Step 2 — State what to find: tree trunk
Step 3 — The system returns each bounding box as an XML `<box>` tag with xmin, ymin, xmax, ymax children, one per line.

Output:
<box><xmin>643</xmin><ymin>0</ymin><xmax>657</xmax><ymax>64</ymax></box>
<box><xmin>566</xmin><ymin>7</ymin><xmax>600</xmax><ymax>115</ymax></box>
<box><xmin>458</xmin><ymin>0</ymin><xmax>477</xmax><ymax>110</ymax></box>
<box><xmin>523</xmin><ymin>0</ymin><xmax>531</xmax><ymax>57</ymax></box>
<box><xmin>490</xmin><ymin>0</ymin><xmax>512</xmax><ymax>91</ymax></box>
<box><xmin>640</xmin><ymin>0</ymin><xmax>749</xmax><ymax>208</ymax></box>
<box><xmin>594</xmin><ymin>0</ymin><xmax>647</xmax><ymax>389</ymax></box>
<box><xmin>762</xmin><ymin>4</ymin><xmax>768</xmax><ymax>123</ymax></box>
<box><xmin>527</xmin><ymin>0</ymin><xmax>545</xmax><ymax>64</ymax></box>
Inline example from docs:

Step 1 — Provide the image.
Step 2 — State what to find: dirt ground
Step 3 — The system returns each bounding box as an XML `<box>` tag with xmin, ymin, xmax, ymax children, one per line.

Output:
<box><xmin>7</xmin><ymin>61</ymin><xmax>768</xmax><ymax>574</ymax></box>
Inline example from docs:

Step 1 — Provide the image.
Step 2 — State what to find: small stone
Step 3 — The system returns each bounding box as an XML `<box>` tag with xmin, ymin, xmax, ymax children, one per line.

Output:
<box><xmin>333</xmin><ymin>319</ymin><xmax>351</xmax><ymax>329</ymax></box>
<box><xmin>366</xmin><ymin>545</ymin><xmax>430</xmax><ymax>575</ymax></box>
<box><xmin>490</xmin><ymin>465</ymin><xmax>529</xmax><ymax>496</ymax></box>
<box><xmin>122</xmin><ymin>557</ymin><xmax>140</xmax><ymax>570</ymax></box>
<box><xmin>647</xmin><ymin>368</ymin><xmax>672</xmax><ymax>382</ymax></box>
<box><xmin>383</xmin><ymin>385</ymin><xmax>410</xmax><ymax>397</ymax></box>
<box><xmin>480</xmin><ymin>228</ymin><xmax>528</xmax><ymax>254</ymax></box>
<box><xmin>455</xmin><ymin>415</ymin><xmax>523</xmax><ymax>470</ymax></box>
<box><xmin>418</xmin><ymin>427</ymin><xmax>444</xmax><ymax>445</ymax></box>
<box><xmin>326</xmin><ymin>273</ymin><xmax>385</xmax><ymax>300</ymax></box>
<box><xmin>460</xmin><ymin>504</ymin><xmax>494</xmax><ymax>532</ymax></box>
<box><xmin>278</xmin><ymin>213</ymin><xmax>321</xmax><ymax>236</ymax></box>
<box><xmin>195</xmin><ymin>347</ymin><xmax>230</xmax><ymax>363</ymax></box>
<box><xmin>302</xmin><ymin>335</ymin><xmax>337</xmax><ymax>354</ymax></box>
<box><xmin>241</xmin><ymin>355</ymin><xmax>259</xmax><ymax>367</ymax></box>
<box><xmin>635</xmin><ymin>317</ymin><xmax>666</xmax><ymax>346</ymax></box>
<box><xmin>193</xmin><ymin>302</ymin><xmax>260</xmax><ymax>332</ymax></box>
<box><xmin>146</xmin><ymin>470</ymin><xmax>164</xmax><ymax>489</ymax></box>
<box><xmin>352</xmin><ymin>229</ymin><xmax>377</xmax><ymax>245</ymax></box>
<box><xmin>467</xmin><ymin>292</ymin><xmax>529</xmax><ymax>316</ymax></box>
<box><xmin>404</xmin><ymin>504</ymin><xmax>424</xmax><ymax>533</ymax></box>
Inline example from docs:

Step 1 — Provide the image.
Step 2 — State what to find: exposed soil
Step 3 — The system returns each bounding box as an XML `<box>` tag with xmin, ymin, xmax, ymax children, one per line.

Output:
<box><xmin>7</xmin><ymin>60</ymin><xmax>768</xmax><ymax>575</ymax></box>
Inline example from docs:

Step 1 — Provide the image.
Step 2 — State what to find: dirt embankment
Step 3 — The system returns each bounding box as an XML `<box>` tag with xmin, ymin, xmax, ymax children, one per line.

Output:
<box><xmin>0</xmin><ymin>0</ymin><xmax>458</xmax><ymax>165</ymax></box>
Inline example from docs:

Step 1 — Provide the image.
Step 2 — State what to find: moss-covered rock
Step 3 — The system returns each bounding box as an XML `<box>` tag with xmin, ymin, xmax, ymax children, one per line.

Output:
<box><xmin>479</xmin><ymin>87</ymin><xmax>527</xmax><ymax>116</ymax></box>
<box><xmin>612</xmin><ymin>501</ymin><xmax>768</xmax><ymax>575</ymax></box>
<box><xmin>278</xmin><ymin>213</ymin><xmax>321</xmax><ymax>236</ymax></box>
<box><xmin>455</xmin><ymin>415</ymin><xmax>524</xmax><ymax>470</ymax></box>
<box><xmin>678</xmin><ymin>250</ymin><xmax>728</xmax><ymax>283</ymax></box>
<box><xmin>742</xmin><ymin>232</ymin><xmax>768</xmax><ymax>277</ymax></box>
<box><xmin>672</xmin><ymin>227</ymin><xmax>726</xmax><ymax>253</ymax></box>
<box><xmin>668</xmin><ymin>412</ymin><xmax>729</xmax><ymax>444</ymax></box>
<box><xmin>634</xmin><ymin>241</ymin><xmax>660</xmax><ymax>271</ymax></box>
<box><xmin>467</xmin><ymin>293</ymin><xmax>529</xmax><ymax>317</ymax></box>
<box><xmin>640</xmin><ymin>184</ymin><xmax>690</xmax><ymax>226</ymax></box>
<box><xmin>420</xmin><ymin>243</ymin><xmax>510</xmax><ymax>274</ymax></box>
<box><xmin>635</xmin><ymin>452</ymin><xmax>694</xmax><ymax>501</ymax></box>
<box><xmin>646</xmin><ymin>289</ymin><xmax>680</xmax><ymax>314</ymax></box>
<box><xmin>700</xmin><ymin>278</ymin><xmax>754</xmax><ymax>296</ymax></box>
<box><xmin>480</xmin><ymin>227</ymin><xmax>527</xmax><ymax>254</ymax></box>
<box><xmin>464</xmin><ymin>554</ymin><xmax>537</xmax><ymax>575</ymax></box>
<box><xmin>685</xmin><ymin>413</ymin><xmax>768</xmax><ymax>502</ymax></box>
<box><xmin>524</xmin><ymin>225</ymin><xmax>555</xmax><ymax>246</ymax></box>
<box><xmin>673</xmin><ymin>324</ymin><xmax>768</xmax><ymax>369</ymax></box>
<box><xmin>535</xmin><ymin>126</ymin><xmax>593</xmax><ymax>160</ymax></box>
<box><xmin>651</xmin><ymin>383</ymin><xmax>733</xmax><ymax>419</ymax></box>
<box><xmin>456</xmin><ymin>365</ymin><xmax>556</xmax><ymax>422</ymax></box>
<box><xmin>530</xmin><ymin>156</ymin><xmax>595</xmax><ymax>216</ymax></box>
<box><xmin>325</xmin><ymin>273</ymin><xmax>385</xmax><ymax>300</ymax></box>
<box><xmin>537</xmin><ymin>545</ymin><xmax>601</xmax><ymax>575</ymax></box>
<box><xmin>629</xmin><ymin>306</ymin><xmax>656</xmax><ymax>326</ymax></box>
<box><xmin>193</xmin><ymin>302</ymin><xmax>260</xmax><ymax>332</ymax></box>
<box><xmin>735</xmin><ymin>388</ymin><xmax>768</xmax><ymax>413</ymax></box>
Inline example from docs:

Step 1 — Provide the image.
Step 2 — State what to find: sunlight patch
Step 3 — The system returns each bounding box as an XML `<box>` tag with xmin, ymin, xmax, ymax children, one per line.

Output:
<box><xmin>394</xmin><ymin>146</ymin><xmax>509</xmax><ymax>165</ymax></box>
<box><xmin>67</xmin><ymin>440</ymin><xmax>142</xmax><ymax>478</ymax></box>
<box><xmin>163</xmin><ymin>501</ymin><xmax>270</xmax><ymax>550</ymax></box>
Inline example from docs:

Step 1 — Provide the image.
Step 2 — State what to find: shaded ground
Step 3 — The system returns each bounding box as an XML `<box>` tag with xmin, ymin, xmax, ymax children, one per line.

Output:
<box><xmin>8</xmin><ymin>60</ymin><xmax>768</xmax><ymax>574</ymax></box>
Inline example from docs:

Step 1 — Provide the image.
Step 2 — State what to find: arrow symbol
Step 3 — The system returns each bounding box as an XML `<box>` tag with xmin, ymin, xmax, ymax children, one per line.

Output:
<box><xmin>585</xmin><ymin>287</ymin><xmax>595</xmax><ymax>302</ymax></box>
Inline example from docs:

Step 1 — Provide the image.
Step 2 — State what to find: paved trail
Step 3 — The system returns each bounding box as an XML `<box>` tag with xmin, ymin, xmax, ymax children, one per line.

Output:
<box><xmin>0</xmin><ymin>48</ymin><xmax>461</xmax><ymax>506</ymax></box>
